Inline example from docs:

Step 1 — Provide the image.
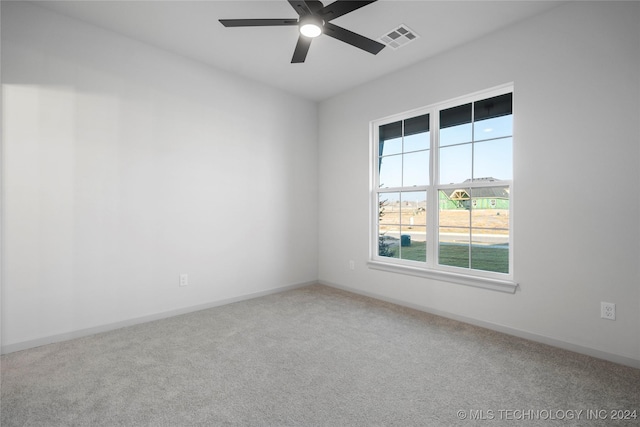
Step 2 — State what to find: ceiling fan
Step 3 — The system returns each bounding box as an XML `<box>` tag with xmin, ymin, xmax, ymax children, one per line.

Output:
<box><xmin>219</xmin><ymin>0</ymin><xmax>385</xmax><ymax>63</ymax></box>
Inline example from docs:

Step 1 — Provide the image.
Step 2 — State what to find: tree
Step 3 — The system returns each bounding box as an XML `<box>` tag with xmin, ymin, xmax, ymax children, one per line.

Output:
<box><xmin>378</xmin><ymin>197</ymin><xmax>395</xmax><ymax>257</ymax></box>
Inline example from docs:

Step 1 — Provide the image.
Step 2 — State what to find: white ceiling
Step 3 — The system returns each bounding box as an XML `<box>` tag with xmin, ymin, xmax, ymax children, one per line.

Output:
<box><xmin>32</xmin><ymin>0</ymin><xmax>564</xmax><ymax>101</ymax></box>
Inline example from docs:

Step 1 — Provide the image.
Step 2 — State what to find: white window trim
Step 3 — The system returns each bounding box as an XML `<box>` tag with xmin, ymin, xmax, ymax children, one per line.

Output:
<box><xmin>369</xmin><ymin>84</ymin><xmax>518</xmax><ymax>293</ymax></box>
<box><xmin>367</xmin><ymin>260</ymin><xmax>517</xmax><ymax>293</ymax></box>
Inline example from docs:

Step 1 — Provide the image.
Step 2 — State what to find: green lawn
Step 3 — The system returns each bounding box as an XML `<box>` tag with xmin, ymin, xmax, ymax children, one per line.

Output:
<box><xmin>381</xmin><ymin>241</ymin><xmax>509</xmax><ymax>274</ymax></box>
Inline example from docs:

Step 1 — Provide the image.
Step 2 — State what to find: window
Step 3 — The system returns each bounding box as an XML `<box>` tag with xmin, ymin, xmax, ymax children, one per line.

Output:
<box><xmin>371</xmin><ymin>85</ymin><xmax>516</xmax><ymax>292</ymax></box>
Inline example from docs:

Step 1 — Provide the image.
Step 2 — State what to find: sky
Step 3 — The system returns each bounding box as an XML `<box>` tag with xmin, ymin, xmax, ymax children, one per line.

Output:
<box><xmin>379</xmin><ymin>114</ymin><xmax>513</xmax><ymax>189</ymax></box>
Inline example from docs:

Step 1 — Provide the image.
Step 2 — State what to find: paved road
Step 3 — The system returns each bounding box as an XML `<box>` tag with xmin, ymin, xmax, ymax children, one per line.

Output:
<box><xmin>381</xmin><ymin>231</ymin><xmax>508</xmax><ymax>245</ymax></box>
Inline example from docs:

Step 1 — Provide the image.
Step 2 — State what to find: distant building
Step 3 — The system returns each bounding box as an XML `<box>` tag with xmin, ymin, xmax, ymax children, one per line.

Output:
<box><xmin>439</xmin><ymin>178</ymin><xmax>509</xmax><ymax>210</ymax></box>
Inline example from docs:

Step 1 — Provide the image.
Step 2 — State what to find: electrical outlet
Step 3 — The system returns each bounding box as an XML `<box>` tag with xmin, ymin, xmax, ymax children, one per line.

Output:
<box><xmin>601</xmin><ymin>302</ymin><xmax>615</xmax><ymax>320</ymax></box>
<box><xmin>179</xmin><ymin>273</ymin><xmax>188</xmax><ymax>287</ymax></box>
<box><xmin>349</xmin><ymin>260</ymin><xmax>355</xmax><ymax>270</ymax></box>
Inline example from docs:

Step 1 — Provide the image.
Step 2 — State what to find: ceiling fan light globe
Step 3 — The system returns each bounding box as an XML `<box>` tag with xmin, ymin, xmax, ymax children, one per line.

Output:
<box><xmin>298</xmin><ymin>15</ymin><xmax>324</xmax><ymax>38</ymax></box>
<box><xmin>300</xmin><ymin>23</ymin><xmax>322</xmax><ymax>38</ymax></box>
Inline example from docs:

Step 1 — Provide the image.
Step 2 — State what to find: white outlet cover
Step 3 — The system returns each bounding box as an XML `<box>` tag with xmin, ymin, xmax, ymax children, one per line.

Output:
<box><xmin>601</xmin><ymin>302</ymin><xmax>615</xmax><ymax>320</ymax></box>
<box><xmin>179</xmin><ymin>273</ymin><xmax>188</xmax><ymax>287</ymax></box>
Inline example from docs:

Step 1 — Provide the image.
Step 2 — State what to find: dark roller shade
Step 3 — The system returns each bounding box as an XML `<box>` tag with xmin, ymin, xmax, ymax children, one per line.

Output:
<box><xmin>440</xmin><ymin>103</ymin><xmax>471</xmax><ymax>129</ymax></box>
<box><xmin>474</xmin><ymin>93</ymin><xmax>512</xmax><ymax>121</ymax></box>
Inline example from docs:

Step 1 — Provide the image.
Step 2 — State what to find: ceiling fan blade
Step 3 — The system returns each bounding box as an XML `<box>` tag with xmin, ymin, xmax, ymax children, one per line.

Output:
<box><xmin>323</xmin><ymin>22</ymin><xmax>385</xmax><ymax>55</ymax></box>
<box><xmin>219</xmin><ymin>19</ymin><xmax>298</xmax><ymax>27</ymax></box>
<box><xmin>291</xmin><ymin>35</ymin><xmax>312</xmax><ymax>63</ymax></box>
<box><xmin>288</xmin><ymin>0</ymin><xmax>311</xmax><ymax>16</ymax></box>
<box><xmin>317</xmin><ymin>1</ymin><xmax>377</xmax><ymax>21</ymax></box>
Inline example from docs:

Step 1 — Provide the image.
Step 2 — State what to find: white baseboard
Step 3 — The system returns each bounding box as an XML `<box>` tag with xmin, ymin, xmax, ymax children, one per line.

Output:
<box><xmin>1</xmin><ymin>281</ymin><xmax>314</xmax><ymax>355</ymax></box>
<box><xmin>319</xmin><ymin>280</ymin><xmax>640</xmax><ymax>370</ymax></box>
<box><xmin>5</xmin><ymin>279</ymin><xmax>638</xmax><ymax>370</ymax></box>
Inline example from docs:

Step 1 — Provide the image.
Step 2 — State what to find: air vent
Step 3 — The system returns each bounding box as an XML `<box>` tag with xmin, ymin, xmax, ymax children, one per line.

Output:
<box><xmin>379</xmin><ymin>24</ymin><xmax>419</xmax><ymax>50</ymax></box>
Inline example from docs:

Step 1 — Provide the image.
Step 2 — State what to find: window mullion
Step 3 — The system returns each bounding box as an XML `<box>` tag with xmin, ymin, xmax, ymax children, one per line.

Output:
<box><xmin>429</xmin><ymin>111</ymin><xmax>439</xmax><ymax>268</ymax></box>
<box><xmin>469</xmin><ymin>101</ymin><xmax>475</xmax><ymax>268</ymax></box>
<box><xmin>399</xmin><ymin>120</ymin><xmax>405</xmax><ymax>260</ymax></box>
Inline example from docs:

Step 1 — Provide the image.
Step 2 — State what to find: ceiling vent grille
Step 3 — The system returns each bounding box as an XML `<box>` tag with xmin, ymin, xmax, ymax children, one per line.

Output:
<box><xmin>379</xmin><ymin>24</ymin><xmax>419</xmax><ymax>50</ymax></box>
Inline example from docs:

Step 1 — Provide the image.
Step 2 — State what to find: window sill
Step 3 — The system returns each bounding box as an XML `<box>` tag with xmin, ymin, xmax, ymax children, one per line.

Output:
<box><xmin>367</xmin><ymin>260</ymin><xmax>518</xmax><ymax>294</ymax></box>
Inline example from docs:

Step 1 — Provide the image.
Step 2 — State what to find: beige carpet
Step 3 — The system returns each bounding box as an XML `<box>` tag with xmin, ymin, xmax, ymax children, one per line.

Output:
<box><xmin>2</xmin><ymin>284</ymin><xmax>639</xmax><ymax>426</ymax></box>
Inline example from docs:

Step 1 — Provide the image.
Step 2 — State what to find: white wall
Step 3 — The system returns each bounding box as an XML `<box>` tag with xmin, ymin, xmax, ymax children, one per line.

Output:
<box><xmin>1</xmin><ymin>2</ymin><xmax>318</xmax><ymax>351</ymax></box>
<box><xmin>318</xmin><ymin>1</ymin><xmax>640</xmax><ymax>366</ymax></box>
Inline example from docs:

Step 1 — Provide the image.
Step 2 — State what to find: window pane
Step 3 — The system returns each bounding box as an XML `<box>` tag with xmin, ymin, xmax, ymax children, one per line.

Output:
<box><xmin>404</xmin><ymin>114</ymin><xmax>429</xmax><ymax>152</ymax></box>
<box><xmin>401</xmin><ymin>191</ymin><xmax>427</xmax><ymax>221</ymax></box>
<box><xmin>439</xmin><ymin>230</ymin><xmax>470</xmax><ymax>268</ymax></box>
<box><xmin>471</xmin><ymin>227</ymin><xmax>509</xmax><ymax>246</ymax></box>
<box><xmin>403</xmin><ymin>150</ymin><xmax>429</xmax><ymax>186</ymax></box>
<box><xmin>379</xmin><ymin>154</ymin><xmax>402</xmax><ymax>188</ymax></box>
<box><xmin>439</xmin><ymin>185</ymin><xmax>470</xmax><ymax>269</ymax></box>
<box><xmin>440</xmin><ymin>103</ymin><xmax>472</xmax><ymax>128</ymax></box>
<box><xmin>471</xmin><ymin>229</ymin><xmax>509</xmax><ymax>246</ymax></box>
<box><xmin>440</xmin><ymin>103</ymin><xmax>472</xmax><ymax>146</ymax></box>
<box><xmin>378</xmin><ymin>192</ymin><xmax>400</xmax><ymax>258</ymax></box>
<box><xmin>474</xmin><ymin>115</ymin><xmax>513</xmax><ymax>141</ymax></box>
<box><xmin>379</xmin><ymin>192</ymin><xmax>400</xmax><ymax>226</ymax></box>
<box><xmin>379</xmin><ymin>136</ymin><xmax>402</xmax><ymax>156</ymax></box>
<box><xmin>400</xmin><ymin>226</ymin><xmax>426</xmax><ymax>262</ymax></box>
<box><xmin>439</xmin><ymin>204</ymin><xmax>470</xmax><ymax>229</ymax></box>
<box><xmin>404</xmin><ymin>131</ymin><xmax>429</xmax><ymax>152</ymax></box>
<box><xmin>474</xmin><ymin>93</ymin><xmax>512</xmax><ymax>122</ymax></box>
<box><xmin>470</xmin><ymin>186</ymin><xmax>510</xmax><ymax>227</ymax></box>
<box><xmin>379</xmin><ymin>121</ymin><xmax>402</xmax><ymax>156</ymax></box>
<box><xmin>470</xmin><ymin>186</ymin><xmax>509</xmax><ymax>273</ymax></box>
<box><xmin>440</xmin><ymin>188</ymin><xmax>471</xmax><ymax>212</ymax></box>
<box><xmin>473</xmin><ymin>138</ymin><xmax>512</xmax><ymax>181</ymax></box>
<box><xmin>379</xmin><ymin>231</ymin><xmax>399</xmax><ymax>258</ymax></box>
<box><xmin>440</xmin><ymin>123</ymin><xmax>472</xmax><ymax>147</ymax></box>
<box><xmin>380</xmin><ymin>120</ymin><xmax>402</xmax><ymax>139</ymax></box>
<box><xmin>471</xmin><ymin>243</ymin><xmax>509</xmax><ymax>273</ymax></box>
<box><xmin>439</xmin><ymin>144</ymin><xmax>471</xmax><ymax>184</ymax></box>
<box><xmin>404</xmin><ymin>114</ymin><xmax>429</xmax><ymax>136</ymax></box>
<box><xmin>438</xmin><ymin>189</ymin><xmax>460</xmax><ymax>211</ymax></box>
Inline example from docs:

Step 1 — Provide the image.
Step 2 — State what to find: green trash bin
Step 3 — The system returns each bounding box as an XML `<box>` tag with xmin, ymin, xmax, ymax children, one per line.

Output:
<box><xmin>401</xmin><ymin>234</ymin><xmax>411</xmax><ymax>247</ymax></box>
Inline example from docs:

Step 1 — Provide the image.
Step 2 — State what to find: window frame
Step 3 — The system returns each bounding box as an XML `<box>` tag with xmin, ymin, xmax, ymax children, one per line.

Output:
<box><xmin>369</xmin><ymin>84</ymin><xmax>517</xmax><ymax>293</ymax></box>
